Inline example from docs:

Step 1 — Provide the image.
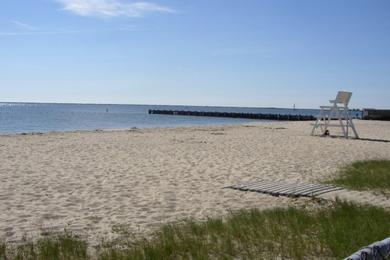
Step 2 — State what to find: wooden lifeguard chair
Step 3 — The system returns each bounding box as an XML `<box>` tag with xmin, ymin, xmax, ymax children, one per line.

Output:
<box><xmin>311</xmin><ymin>91</ymin><xmax>359</xmax><ymax>139</ymax></box>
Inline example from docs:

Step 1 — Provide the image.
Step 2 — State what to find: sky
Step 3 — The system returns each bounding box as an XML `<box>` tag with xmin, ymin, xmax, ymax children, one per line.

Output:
<box><xmin>0</xmin><ymin>0</ymin><xmax>389</xmax><ymax>109</ymax></box>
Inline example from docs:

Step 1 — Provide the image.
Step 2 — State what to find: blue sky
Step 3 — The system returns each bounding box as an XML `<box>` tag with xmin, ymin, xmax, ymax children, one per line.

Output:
<box><xmin>1</xmin><ymin>0</ymin><xmax>389</xmax><ymax>108</ymax></box>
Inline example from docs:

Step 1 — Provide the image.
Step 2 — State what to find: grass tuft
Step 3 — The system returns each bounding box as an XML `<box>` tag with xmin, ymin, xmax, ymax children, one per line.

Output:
<box><xmin>326</xmin><ymin>160</ymin><xmax>390</xmax><ymax>193</ymax></box>
<box><xmin>0</xmin><ymin>241</ymin><xmax>6</xmax><ymax>260</ymax></box>
<box><xmin>2</xmin><ymin>231</ymin><xmax>88</xmax><ymax>260</ymax></box>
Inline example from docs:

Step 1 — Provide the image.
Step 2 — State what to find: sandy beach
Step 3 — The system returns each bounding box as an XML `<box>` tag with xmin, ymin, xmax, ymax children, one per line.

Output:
<box><xmin>1</xmin><ymin>120</ymin><xmax>389</xmax><ymax>244</ymax></box>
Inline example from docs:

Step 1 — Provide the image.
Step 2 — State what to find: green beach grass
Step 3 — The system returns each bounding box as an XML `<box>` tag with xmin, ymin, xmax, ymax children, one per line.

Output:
<box><xmin>1</xmin><ymin>200</ymin><xmax>390</xmax><ymax>259</ymax></box>
<box><xmin>1</xmin><ymin>232</ymin><xmax>87</xmax><ymax>260</ymax></box>
<box><xmin>326</xmin><ymin>160</ymin><xmax>390</xmax><ymax>194</ymax></box>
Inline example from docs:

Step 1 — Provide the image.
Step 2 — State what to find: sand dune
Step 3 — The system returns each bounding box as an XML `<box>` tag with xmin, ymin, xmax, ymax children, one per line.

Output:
<box><xmin>0</xmin><ymin>120</ymin><xmax>389</xmax><ymax>243</ymax></box>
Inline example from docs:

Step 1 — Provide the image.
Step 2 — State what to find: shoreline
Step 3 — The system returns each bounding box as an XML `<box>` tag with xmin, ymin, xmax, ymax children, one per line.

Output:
<box><xmin>1</xmin><ymin>120</ymin><xmax>389</xmax><ymax>245</ymax></box>
<box><xmin>1</xmin><ymin>117</ymin><xmax>378</xmax><ymax>137</ymax></box>
<box><xmin>0</xmin><ymin>120</ymin><xmax>269</xmax><ymax>137</ymax></box>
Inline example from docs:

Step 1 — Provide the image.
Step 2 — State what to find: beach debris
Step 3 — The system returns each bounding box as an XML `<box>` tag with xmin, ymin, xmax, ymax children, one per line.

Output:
<box><xmin>210</xmin><ymin>132</ymin><xmax>226</xmax><ymax>135</ymax></box>
<box><xmin>128</xmin><ymin>127</ymin><xmax>141</xmax><ymax>133</ymax></box>
<box><xmin>344</xmin><ymin>237</ymin><xmax>390</xmax><ymax>260</ymax></box>
<box><xmin>324</xmin><ymin>130</ymin><xmax>330</xmax><ymax>136</ymax></box>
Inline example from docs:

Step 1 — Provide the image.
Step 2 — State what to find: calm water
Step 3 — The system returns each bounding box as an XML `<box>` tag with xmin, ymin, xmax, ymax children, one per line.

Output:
<box><xmin>0</xmin><ymin>102</ymin><xmax>324</xmax><ymax>134</ymax></box>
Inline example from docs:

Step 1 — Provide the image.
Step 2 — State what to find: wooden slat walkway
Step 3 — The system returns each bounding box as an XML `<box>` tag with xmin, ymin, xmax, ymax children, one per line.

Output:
<box><xmin>226</xmin><ymin>180</ymin><xmax>343</xmax><ymax>198</ymax></box>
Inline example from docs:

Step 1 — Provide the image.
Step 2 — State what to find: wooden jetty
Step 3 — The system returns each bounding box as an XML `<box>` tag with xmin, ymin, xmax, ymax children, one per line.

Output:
<box><xmin>363</xmin><ymin>109</ymin><xmax>390</xmax><ymax>121</ymax></box>
<box><xmin>148</xmin><ymin>109</ymin><xmax>316</xmax><ymax>121</ymax></box>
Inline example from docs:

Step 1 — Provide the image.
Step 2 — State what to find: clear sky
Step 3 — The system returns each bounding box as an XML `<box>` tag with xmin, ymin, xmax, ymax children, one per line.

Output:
<box><xmin>1</xmin><ymin>0</ymin><xmax>389</xmax><ymax>108</ymax></box>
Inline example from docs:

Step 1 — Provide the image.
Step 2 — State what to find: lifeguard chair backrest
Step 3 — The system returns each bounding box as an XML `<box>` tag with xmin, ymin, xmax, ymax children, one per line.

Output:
<box><xmin>335</xmin><ymin>91</ymin><xmax>352</xmax><ymax>106</ymax></box>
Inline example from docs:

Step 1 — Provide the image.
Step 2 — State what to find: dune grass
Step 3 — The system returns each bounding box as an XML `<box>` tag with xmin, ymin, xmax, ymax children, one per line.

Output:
<box><xmin>97</xmin><ymin>201</ymin><xmax>390</xmax><ymax>259</ymax></box>
<box><xmin>1</xmin><ymin>231</ymin><xmax>87</xmax><ymax>260</ymax></box>
<box><xmin>326</xmin><ymin>160</ymin><xmax>390</xmax><ymax>193</ymax></box>
<box><xmin>2</xmin><ymin>201</ymin><xmax>388</xmax><ymax>259</ymax></box>
<box><xmin>0</xmin><ymin>241</ymin><xmax>6</xmax><ymax>260</ymax></box>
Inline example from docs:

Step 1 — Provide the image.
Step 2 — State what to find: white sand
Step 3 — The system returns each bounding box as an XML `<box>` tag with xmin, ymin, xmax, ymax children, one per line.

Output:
<box><xmin>0</xmin><ymin>120</ymin><xmax>389</xmax><ymax>243</ymax></box>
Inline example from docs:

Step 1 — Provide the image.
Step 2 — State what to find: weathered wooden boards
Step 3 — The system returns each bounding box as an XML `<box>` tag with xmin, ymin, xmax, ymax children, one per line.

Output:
<box><xmin>149</xmin><ymin>110</ymin><xmax>316</xmax><ymax>121</ymax></box>
<box><xmin>226</xmin><ymin>180</ymin><xmax>343</xmax><ymax>198</ymax></box>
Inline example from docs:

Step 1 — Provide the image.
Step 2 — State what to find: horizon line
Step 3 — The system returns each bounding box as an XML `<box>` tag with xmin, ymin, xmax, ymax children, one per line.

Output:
<box><xmin>0</xmin><ymin>100</ymin><xmax>322</xmax><ymax>110</ymax></box>
<box><xmin>0</xmin><ymin>100</ymin><xmax>371</xmax><ymax>110</ymax></box>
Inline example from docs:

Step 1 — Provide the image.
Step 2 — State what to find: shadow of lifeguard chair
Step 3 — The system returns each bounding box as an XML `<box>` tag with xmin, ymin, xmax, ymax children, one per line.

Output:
<box><xmin>311</xmin><ymin>91</ymin><xmax>359</xmax><ymax>139</ymax></box>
